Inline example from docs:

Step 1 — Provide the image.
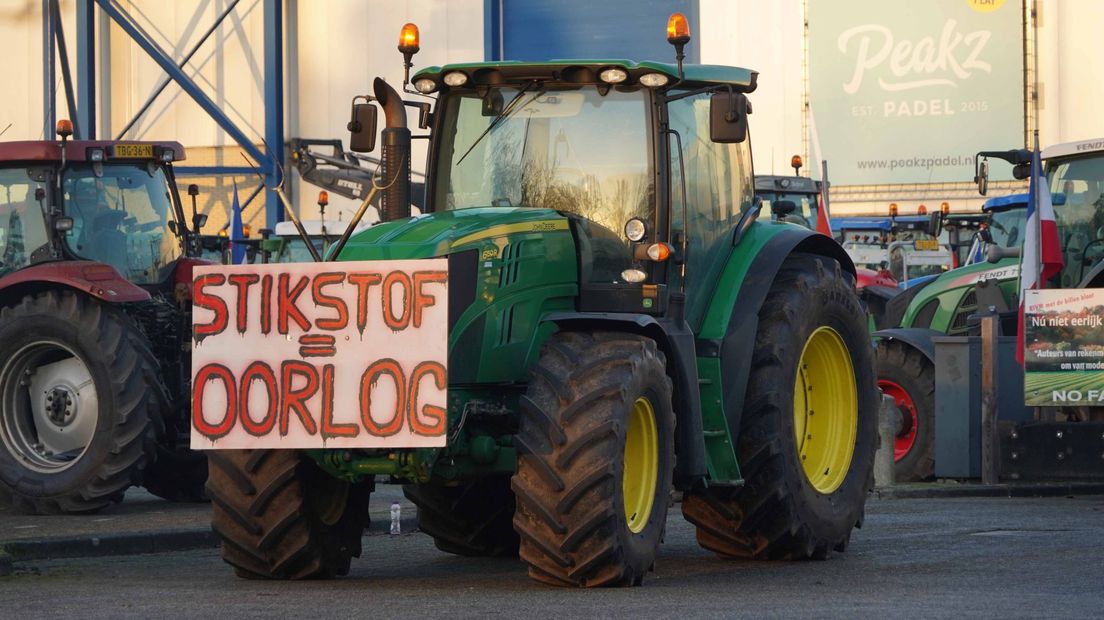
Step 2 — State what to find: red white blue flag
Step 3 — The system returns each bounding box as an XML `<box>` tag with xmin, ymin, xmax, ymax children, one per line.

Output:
<box><xmin>1017</xmin><ymin>138</ymin><xmax>1064</xmax><ymax>365</ymax></box>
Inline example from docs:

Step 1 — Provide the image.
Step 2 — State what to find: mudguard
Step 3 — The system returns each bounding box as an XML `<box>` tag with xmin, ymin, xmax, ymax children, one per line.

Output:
<box><xmin>542</xmin><ymin>311</ymin><xmax>707</xmax><ymax>489</ymax></box>
<box><xmin>0</xmin><ymin>261</ymin><xmax>150</xmax><ymax>303</ymax></box>
<box><xmin>700</xmin><ymin>226</ymin><xmax>857</xmax><ymax>448</ymax></box>
<box><xmin>872</xmin><ymin>327</ymin><xmax>941</xmax><ymax>363</ymax></box>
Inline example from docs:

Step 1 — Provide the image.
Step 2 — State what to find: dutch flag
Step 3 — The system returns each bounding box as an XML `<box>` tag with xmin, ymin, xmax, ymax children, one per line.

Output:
<box><xmin>1016</xmin><ymin>136</ymin><xmax>1064</xmax><ymax>365</ymax></box>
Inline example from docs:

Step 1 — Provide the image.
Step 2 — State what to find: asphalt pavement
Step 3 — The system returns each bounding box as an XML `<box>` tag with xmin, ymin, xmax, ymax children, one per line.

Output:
<box><xmin>2</xmin><ymin>493</ymin><xmax>1103</xmax><ymax>618</ymax></box>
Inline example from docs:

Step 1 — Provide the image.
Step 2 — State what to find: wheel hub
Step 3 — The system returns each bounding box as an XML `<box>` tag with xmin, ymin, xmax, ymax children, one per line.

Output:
<box><xmin>44</xmin><ymin>386</ymin><xmax>79</xmax><ymax>426</ymax></box>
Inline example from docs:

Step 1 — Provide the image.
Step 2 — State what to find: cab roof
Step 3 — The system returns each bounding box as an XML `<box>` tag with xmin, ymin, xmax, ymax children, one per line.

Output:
<box><xmin>0</xmin><ymin>140</ymin><xmax>185</xmax><ymax>163</ymax></box>
<box><xmin>754</xmin><ymin>175</ymin><xmax>821</xmax><ymax>193</ymax></box>
<box><xmin>1042</xmin><ymin>137</ymin><xmax>1104</xmax><ymax>160</ymax></box>
<box><xmin>982</xmin><ymin>193</ymin><xmax>1028</xmax><ymax>212</ymax></box>
<box><xmin>413</xmin><ymin>60</ymin><xmax>758</xmax><ymax>92</ymax></box>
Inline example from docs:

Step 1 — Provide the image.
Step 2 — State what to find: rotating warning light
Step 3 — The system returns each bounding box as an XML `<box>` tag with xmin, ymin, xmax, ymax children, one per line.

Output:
<box><xmin>398</xmin><ymin>23</ymin><xmax>420</xmax><ymax>54</ymax></box>
<box><xmin>318</xmin><ymin>191</ymin><xmax>329</xmax><ymax>206</ymax></box>
<box><xmin>917</xmin><ymin>204</ymin><xmax>928</xmax><ymax>215</ymax></box>
<box><xmin>941</xmin><ymin>202</ymin><xmax>950</xmax><ymax>215</ymax></box>
<box><xmin>56</xmin><ymin>119</ymin><xmax>73</xmax><ymax>138</ymax></box>
<box><xmin>889</xmin><ymin>203</ymin><xmax>898</xmax><ymax>217</ymax></box>
<box><xmin>667</xmin><ymin>13</ymin><xmax>690</xmax><ymax>45</ymax></box>
<box><xmin>791</xmin><ymin>155</ymin><xmax>803</xmax><ymax>172</ymax></box>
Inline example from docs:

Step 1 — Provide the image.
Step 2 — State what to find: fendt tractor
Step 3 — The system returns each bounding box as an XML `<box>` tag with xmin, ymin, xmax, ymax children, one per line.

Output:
<box><xmin>203</xmin><ymin>17</ymin><xmax>878</xmax><ymax>587</ymax></box>
<box><xmin>873</xmin><ymin>194</ymin><xmax>1026</xmax><ymax>481</ymax></box>
<box><xmin>875</xmin><ymin>137</ymin><xmax>1104</xmax><ymax>480</ymax></box>
<box><xmin>0</xmin><ymin>122</ymin><xmax>208</xmax><ymax>512</ymax></box>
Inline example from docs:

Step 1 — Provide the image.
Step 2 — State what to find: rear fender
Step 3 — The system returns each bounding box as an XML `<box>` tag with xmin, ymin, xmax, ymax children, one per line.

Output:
<box><xmin>871</xmin><ymin>327</ymin><xmax>940</xmax><ymax>363</ymax></box>
<box><xmin>542</xmin><ymin>312</ymin><xmax>707</xmax><ymax>490</ymax></box>
<box><xmin>699</xmin><ymin>226</ymin><xmax>858</xmax><ymax>449</ymax></box>
<box><xmin>0</xmin><ymin>261</ymin><xmax>150</xmax><ymax>304</ymax></box>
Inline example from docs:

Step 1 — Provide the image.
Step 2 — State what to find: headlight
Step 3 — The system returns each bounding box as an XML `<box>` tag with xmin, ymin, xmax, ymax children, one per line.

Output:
<box><xmin>639</xmin><ymin>73</ymin><xmax>669</xmax><ymax>88</ymax></box>
<box><xmin>621</xmin><ymin>268</ymin><xmax>647</xmax><ymax>283</ymax></box>
<box><xmin>414</xmin><ymin>78</ymin><xmax>437</xmax><ymax>93</ymax></box>
<box><xmin>599</xmin><ymin>68</ymin><xmax>628</xmax><ymax>84</ymax></box>
<box><xmin>443</xmin><ymin>71</ymin><xmax>468</xmax><ymax>87</ymax></box>
<box><xmin>624</xmin><ymin>217</ymin><xmax>648</xmax><ymax>242</ymax></box>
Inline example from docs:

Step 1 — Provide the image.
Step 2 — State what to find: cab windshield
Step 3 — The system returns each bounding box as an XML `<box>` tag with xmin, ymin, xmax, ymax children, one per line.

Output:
<box><xmin>62</xmin><ymin>163</ymin><xmax>182</xmax><ymax>284</ymax></box>
<box><xmin>1047</xmin><ymin>153</ymin><xmax>1104</xmax><ymax>286</ymax></box>
<box><xmin>434</xmin><ymin>86</ymin><xmax>653</xmax><ymax>283</ymax></box>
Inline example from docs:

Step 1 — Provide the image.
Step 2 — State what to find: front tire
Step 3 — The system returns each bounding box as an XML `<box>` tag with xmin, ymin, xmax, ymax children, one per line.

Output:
<box><xmin>876</xmin><ymin>340</ymin><xmax>935</xmax><ymax>482</ymax></box>
<box><xmin>683</xmin><ymin>254</ymin><xmax>877</xmax><ymax>560</ymax></box>
<box><xmin>0</xmin><ymin>291</ymin><xmax>155</xmax><ymax>514</ymax></box>
<box><xmin>207</xmin><ymin>450</ymin><xmax>371</xmax><ymax>579</ymax></box>
<box><xmin>512</xmin><ymin>332</ymin><xmax>674</xmax><ymax>587</ymax></box>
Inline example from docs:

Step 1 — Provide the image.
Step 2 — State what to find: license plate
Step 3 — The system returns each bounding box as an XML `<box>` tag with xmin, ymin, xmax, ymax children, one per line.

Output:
<box><xmin>914</xmin><ymin>238</ymin><xmax>939</xmax><ymax>251</ymax></box>
<box><xmin>112</xmin><ymin>143</ymin><xmax>154</xmax><ymax>158</ymax></box>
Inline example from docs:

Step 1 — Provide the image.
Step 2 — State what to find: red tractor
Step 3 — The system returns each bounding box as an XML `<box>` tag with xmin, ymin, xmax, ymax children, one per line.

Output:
<box><xmin>0</xmin><ymin>121</ymin><xmax>208</xmax><ymax>513</ymax></box>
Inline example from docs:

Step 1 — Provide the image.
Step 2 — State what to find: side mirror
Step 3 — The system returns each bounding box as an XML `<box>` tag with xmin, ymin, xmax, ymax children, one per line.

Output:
<box><xmin>927</xmin><ymin>212</ymin><xmax>944</xmax><ymax>237</ymax></box>
<box><xmin>709</xmin><ymin>91</ymin><xmax>748</xmax><ymax>144</ymax></box>
<box><xmin>193</xmin><ymin>213</ymin><xmax>208</xmax><ymax>232</ymax></box>
<box><xmin>348</xmin><ymin>102</ymin><xmax>378</xmax><ymax>153</ymax></box>
<box><xmin>975</xmin><ymin>159</ymin><xmax>989</xmax><ymax>196</ymax></box>
<box><xmin>987</xmin><ymin>244</ymin><xmax>1020</xmax><ymax>263</ymax></box>
<box><xmin>771</xmin><ymin>199</ymin><xmax>797</xmax><ymax>216</ymax></box>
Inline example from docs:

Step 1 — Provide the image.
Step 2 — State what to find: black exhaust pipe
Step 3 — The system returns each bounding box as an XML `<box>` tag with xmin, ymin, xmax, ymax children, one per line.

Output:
<box><xmin>373</xmin><ymin>77</ymin><xmax>411</xmax><ymax>222</ymax></box>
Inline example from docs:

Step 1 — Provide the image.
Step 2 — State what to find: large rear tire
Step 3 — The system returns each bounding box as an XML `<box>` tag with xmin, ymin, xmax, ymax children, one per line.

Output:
<box><xmin>207</xmin><ymin>450</ymin><xmax>371</xmax><ymax>579</ymax></box>
<box><xmin>403</xmin><ymin>477</ymin><xmax>519</xmax><ymax>557</ymax></box>
<box><xmin>682</xmin><ymin>254</ymin><xmax>877</xmax><ymax>560</ymax></box>
<box><xmin>512</xmin><ymin>331</ymin><xmax>674</xmax><ymax>587</ymax></box>
<box><xmin>876</xmin><ymin>339</ymin><xmax>935</xmax><ymax>482</ymax></box>
<box><xmin>0</xmin><ymin>291</ymin><xmax>155</xmax><ymax>514</ymax></box>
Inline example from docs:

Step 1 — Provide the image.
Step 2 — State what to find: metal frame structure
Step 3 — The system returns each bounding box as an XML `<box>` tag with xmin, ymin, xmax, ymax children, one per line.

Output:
<box><xmin>42</xmin><ymin>0</ymin><xmax>285</xmax><ymax>228</ymax></box>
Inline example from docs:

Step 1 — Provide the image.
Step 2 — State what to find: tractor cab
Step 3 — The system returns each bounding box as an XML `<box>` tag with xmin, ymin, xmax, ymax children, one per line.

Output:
<box><xmin>1042</xmin><ymin>139</ymin><xmax>1104</xmax><ymax>287</ymax></box>
<box><xmin>754</xmin><ymin>172</ymin><xmax>823</xmax><ymax>230</ymax></box>
<box><xmin>957</xmin><ymin>193</ymin><xmax>1028</xmax><ymax>266</ymax></box>
<box><xmin>0</xmin><ymin>129</ymin><xmax>191</xmax><ymax>285</ymax></box>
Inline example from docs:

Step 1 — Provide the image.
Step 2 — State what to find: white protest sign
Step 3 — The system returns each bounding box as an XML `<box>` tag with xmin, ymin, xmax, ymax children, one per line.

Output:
<box><xmin>190</xmin><ymin>259</ymin><xmax>448</xmax><ymax>449</ymax></box>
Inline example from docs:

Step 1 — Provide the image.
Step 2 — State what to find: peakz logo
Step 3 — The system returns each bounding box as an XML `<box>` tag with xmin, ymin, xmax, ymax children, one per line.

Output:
<box><xmin>837</xmin><ymin>19</ymin><xmax>995</xmax><ymax>119</ymax></box>
<box><xmin>839</xmin><ymin>20</ymin><xmax>992</xmax><ymax>94</ymax></box>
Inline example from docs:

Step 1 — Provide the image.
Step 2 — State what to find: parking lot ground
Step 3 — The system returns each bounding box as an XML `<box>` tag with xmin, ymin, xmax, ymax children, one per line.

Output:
<box><xmin>2</xmin><ymin>494</ymin><xmax>1103</xmax><ymax>618</ymax></box>
<box><xmin>0</xmin><ymin>486</ymin><xmax>415</xmax><ymax>561</ymax></box>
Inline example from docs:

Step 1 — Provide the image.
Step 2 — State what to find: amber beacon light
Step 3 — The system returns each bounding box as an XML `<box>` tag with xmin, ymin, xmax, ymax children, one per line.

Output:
<box><xmin>666</xmin><ymin>13</ymin><xmax>690</xmax><ymax>44</ymax></box>
<box><xmin>666</xmin><ymin>13</ymin><xmax>691</xmax><ymax>78</ymax></box>
<box><xmin>398</xmin><ymin>23</ymin><xmax>421</xmax><ymax>89</ymax></box>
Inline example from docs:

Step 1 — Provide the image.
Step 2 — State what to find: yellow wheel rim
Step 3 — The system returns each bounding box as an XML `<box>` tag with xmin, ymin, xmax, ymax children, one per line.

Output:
<box><xmin>793</xmin><ymin>326</ymin><xmax>858</xmax><ymax>494</ymax></box>
<box><xmin>623</xmin><ymin>396</ymin><xmax>658</xmax><ymax>534</ymax></box>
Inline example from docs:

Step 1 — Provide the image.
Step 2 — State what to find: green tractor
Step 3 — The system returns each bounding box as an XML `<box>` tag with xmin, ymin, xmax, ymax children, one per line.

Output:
<box><xmin>873</xmin><ymin>194</ymin><xmax>1026</xmax><ymax>481</ymax></box>
<box><xmin>204</xmin><ymin>18</ymin><xmax>877</xmax><ymax>586</ymax></box>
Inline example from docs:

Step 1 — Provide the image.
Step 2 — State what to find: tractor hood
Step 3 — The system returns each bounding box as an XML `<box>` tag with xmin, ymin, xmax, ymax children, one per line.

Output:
<box><xmin>334</xmin><ymin>207</ymin><xmax>570</xmax><ymax>261</ymax></box>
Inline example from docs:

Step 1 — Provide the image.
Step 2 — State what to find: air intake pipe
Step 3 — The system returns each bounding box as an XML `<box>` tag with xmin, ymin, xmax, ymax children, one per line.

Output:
<box><xmin>373</xmin><ymin>77</ymin><xmax>411</xmax><ymax>222</ymax></box>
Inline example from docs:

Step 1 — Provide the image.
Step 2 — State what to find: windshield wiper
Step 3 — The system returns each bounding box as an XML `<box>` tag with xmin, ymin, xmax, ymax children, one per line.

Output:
<box><xmin>456</xmin><ymin>81</ymin><xmax>544</xmax><ymax>166</ymax></box>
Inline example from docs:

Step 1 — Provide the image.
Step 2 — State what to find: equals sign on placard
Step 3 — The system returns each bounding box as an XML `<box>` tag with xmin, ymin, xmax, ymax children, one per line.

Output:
<box><xmin>299</xmin><ymin>334</ymin><xmax>337</xmax><ymax>358</ymax></box>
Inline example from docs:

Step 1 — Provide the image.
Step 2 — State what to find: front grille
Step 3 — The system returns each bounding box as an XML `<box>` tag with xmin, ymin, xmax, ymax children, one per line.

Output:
<box><xmin>447</xmin><ymin>250</ymin><xmax>478</xmax><ymax>331</ymax></box>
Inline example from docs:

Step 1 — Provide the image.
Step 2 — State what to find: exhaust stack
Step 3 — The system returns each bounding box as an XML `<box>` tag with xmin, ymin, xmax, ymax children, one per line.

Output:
<box><xmin>373</xmin><ymin>77</ymin><xmax>411</xmax><ymax>222</ymax></box>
